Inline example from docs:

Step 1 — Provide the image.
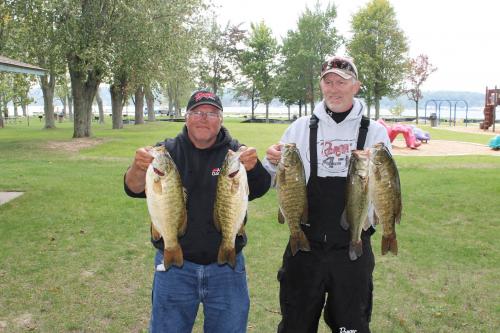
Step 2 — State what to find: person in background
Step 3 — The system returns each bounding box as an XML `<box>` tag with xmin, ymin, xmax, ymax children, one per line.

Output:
<box><xmin>263</xmin><ymin>55</ymin><xmax>391</xmax><ymax>333</ymax></box>
<box><xmin>124</xmin><ymin>90</ymin><xmax>271</xmax><ymax>333</ymax></box>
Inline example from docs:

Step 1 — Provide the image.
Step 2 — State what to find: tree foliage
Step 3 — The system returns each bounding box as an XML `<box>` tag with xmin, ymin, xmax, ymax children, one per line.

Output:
<box><xmin>348</xmin><ymin>0</ymin><xmax>409</xmax><ymax>119</ymax></box>
<box><xmin>199</xmin><ymin>20</ymin><xmax>245</xmax><ymax>95</ymax></box>
<box><xmin>405</xmin><ymin>54</ymin><xmax>437</xmax><ymax>123</ymax></box>
<box><xmin>240</xmin><ymin>21</ymin><xmax>279</xmax><ymax>122</ymax></box>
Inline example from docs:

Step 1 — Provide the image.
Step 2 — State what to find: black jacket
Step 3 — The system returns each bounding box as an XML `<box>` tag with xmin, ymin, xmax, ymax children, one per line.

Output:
<box><xmin>124</xmin><ymin>126</ymin><xmax>271</xmax><ymax>264</ymax></box>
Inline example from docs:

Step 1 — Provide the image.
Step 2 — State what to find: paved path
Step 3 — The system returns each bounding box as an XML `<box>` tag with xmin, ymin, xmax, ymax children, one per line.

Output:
<box><xmin>0</xmin><ymin>192</ymin><xmax>24</xmax><ymax>205</ymax></box>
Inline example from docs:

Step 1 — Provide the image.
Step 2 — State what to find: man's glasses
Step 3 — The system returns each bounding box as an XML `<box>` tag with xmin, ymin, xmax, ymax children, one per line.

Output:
<box><xmin>187</xmin><ymin>110</ymin><xmax>221</xmax><ymax>120</ymax></box>
<box><xmin>322</xmin><ymin>59</ymin><xmax>357</xmax><ymax>77</ymax></box>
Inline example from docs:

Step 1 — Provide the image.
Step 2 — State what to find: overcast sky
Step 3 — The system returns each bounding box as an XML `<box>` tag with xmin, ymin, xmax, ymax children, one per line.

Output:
<box><xmin>214</xmin><ymin>0</ymin><xmax>500</xmax><ymax>93</ymax></box>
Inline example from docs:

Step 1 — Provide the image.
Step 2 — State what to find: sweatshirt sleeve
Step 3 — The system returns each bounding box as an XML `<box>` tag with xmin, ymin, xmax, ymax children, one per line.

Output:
<box><xmin>246</xmin><ymin>159</ymin><xmax>271</xmax><ymax>201</ymax></box>
<box><xmin>123</xmin><ymin>172</ymin><xmax>146</xmax><ymax>198</ymax></box>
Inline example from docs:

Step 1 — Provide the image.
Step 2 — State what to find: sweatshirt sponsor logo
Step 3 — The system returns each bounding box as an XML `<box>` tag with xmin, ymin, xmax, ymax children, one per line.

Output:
<box><xmin>318</xmin><ymin>139</ymin><xmax>355</xmax><ymax>174</ymax></box>
<box><xmin>211</xmin><ymin>167</ymin><xmax>221</xmax><ymax>176</ymax></box>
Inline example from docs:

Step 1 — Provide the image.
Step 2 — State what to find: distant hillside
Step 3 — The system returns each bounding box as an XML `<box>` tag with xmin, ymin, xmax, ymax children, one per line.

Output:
<box><xmin>28</xmin><ymin>87</ymin><xmax>485</xmax><ymax>110</ymax></box>
<box><xmin>382</xmin><ymin>91</ymin><xmax>484</xmax><ymax>109</ymax></box>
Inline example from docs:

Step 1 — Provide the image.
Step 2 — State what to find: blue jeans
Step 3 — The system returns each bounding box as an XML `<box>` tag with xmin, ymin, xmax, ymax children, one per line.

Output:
<box><xmin>150</xmin><ymin>250</ymin><xmax>250</xmax><ymax>333</ymax></box>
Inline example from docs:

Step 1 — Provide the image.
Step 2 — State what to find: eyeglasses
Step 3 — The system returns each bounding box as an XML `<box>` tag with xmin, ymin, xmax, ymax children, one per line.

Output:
<box><xmin>187</xmin><ymin>110</ymin><xmax>221</xmax><ymax>120</ymax></box>
<box><xmin>322</xmin><ymin>58</ymin><xmax>357</xmax><ymax>78</ymax></box>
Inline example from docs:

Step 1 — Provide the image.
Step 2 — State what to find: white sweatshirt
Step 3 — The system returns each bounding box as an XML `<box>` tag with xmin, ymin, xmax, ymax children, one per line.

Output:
<box><xmin>263</xmin><ymin>98</ymin><xmax>391</xmax><ymax>182</ymax></box>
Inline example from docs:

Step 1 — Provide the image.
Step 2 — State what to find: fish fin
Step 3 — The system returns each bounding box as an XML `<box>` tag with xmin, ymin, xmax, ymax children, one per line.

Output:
<box><xmin>289</xmin><ymin>231</ymin><xmax>311</xmax><ymax>256</ymax></box>
<box><xmin>278</xmin><ymin>208</ymin><xmax>285</xmax><ymax>224</ymax></box>
<box><xmin>178</xmin><ymin>213</ymin><xmax>187</xmax><ymax>237</ymax></box>
<box><xmin>362</xmin><ymin>216</ymin><xmax>371</xmax><ymax>231</ymax></box>
<box><xmin>217</xmin><ymin>244</ymin><xmax>237</xmax><ymax>269</ymax></box>
<box><xmin>301</xmin><ymin>201</ymin><xmax>309</xmax><ymax>225</ymax></box>
<box><xmin>349</xmin><ymin>240</ymin><xmax>363</xmax><ymax>261</ymax></box>
<box><xmin>276</xmin><ymin>168</ymin><xmax>285</xmax><ymax>186</ymax></box>
<box><xmin>213</xmin><ymin>211</ymin><xmax>221</xmax><ymax>232</ymax></box>
<box><xmin>244</xmin><ymin>180</ymin><xmax>249</xmax><ymax>196</ymax></box>
<box><xmin>231</xmin><ymin>178</ymin><xmax>240</xmax><ymax>194</ymax></box>
<box><xmin>163</xmin><ymin>245</ymin><xmax>183</xmax><ymax>269</ymax></box>
<box><xmin>153</xmin><ymin>178</ymin><xmax>162</xmax><ymax>194</ymax></box>
<box><xmin>340</xmin><ymin>209</ymin><xmax>349</xmax><ymax>230</ymax></box>
<box><xmin>151</xmin><ymin>223</ymin><xmax>161</xmax><ymax>241</ymax></box>
<box><xmin>372</xmin><ymin>210</ymin><xmax>380</xmax><ymax>225</ymax></box>
<box><xmin>237</xmin><ymin>223</ymin><xmax>245</xmax><ymax>236</ymax></box>
<box><xmin>381</xmin><ymin>235</ymin><xmax>398</xmax><ymax>255</ymax></box>
<box><xmin>394</xmin><ymin>206</ymin><xmax>402</xmax><ymax>224</ymax></box>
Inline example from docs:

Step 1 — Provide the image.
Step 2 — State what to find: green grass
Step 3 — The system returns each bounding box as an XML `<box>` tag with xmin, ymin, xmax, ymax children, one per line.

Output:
<box><xmin>1</xmin><ymin>119</ymin><xmax>499</xmax><ymax>332</ymax></box>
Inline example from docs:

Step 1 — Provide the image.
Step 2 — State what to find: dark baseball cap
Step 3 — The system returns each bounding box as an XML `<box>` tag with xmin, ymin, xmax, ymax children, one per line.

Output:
<box><xmin>186</xmin><ymin>90</ymin><xmax>223</xmax><ymax>112</ymax></box>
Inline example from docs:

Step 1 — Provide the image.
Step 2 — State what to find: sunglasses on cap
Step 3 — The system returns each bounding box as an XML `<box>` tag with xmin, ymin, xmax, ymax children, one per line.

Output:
<box><xmin>321</xmin><ymin>58</ymin><xmax>357</xmax><ymax>78</ymax></box>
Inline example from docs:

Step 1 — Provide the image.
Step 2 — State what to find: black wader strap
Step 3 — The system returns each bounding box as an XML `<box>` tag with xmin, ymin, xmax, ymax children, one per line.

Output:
<box><xmin>356</xmin><ymin>116</ymin><xmax>370</xmax><ymax>150</ymax></box>
<box><xmin>309</xmin><ymin>114</ymin><xmax>319</xmax><ymax>178</ymax></box>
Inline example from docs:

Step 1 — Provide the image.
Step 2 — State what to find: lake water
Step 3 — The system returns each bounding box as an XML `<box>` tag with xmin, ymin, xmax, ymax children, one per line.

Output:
<box><xmin>9</xmin><ymin>104</ymin><xmax>492</xmax><ymax>121</ymax></box>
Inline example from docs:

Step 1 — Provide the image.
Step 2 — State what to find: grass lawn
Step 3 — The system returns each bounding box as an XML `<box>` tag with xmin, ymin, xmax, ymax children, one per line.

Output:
<box><xmin>1</xmin><ymin>118</ymin><xmax>499</xmax><ymax>332</ymax></box>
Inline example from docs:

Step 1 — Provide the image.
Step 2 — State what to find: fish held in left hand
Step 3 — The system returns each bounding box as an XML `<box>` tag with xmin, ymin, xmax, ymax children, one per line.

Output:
<box><xmin>213</xmin><ymin>148</ymin><xmax>249</xmax><ymax>268</ymax></box>
<box><xmin>369</xmin><ymin>142</ymin><xmax>402</xmax><ymax>256</ymax></box>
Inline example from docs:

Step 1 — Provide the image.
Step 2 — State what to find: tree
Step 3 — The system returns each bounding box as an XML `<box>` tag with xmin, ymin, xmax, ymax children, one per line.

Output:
<box><xmin>55</xmin><ymin>72</ymin><xmax>72</xmax><ymax>119</ymax></box>
<box><xmin>405</xmin><ymin>54</ymin><xmax>437</xmax><ymax>123</ymax></box>
<box><xmin>7</xmin><ymin>0</ymin><xmax>67</xmax><ymax>129</ymax></box>
<box><xmin>348</xmin><ymin>0</ymin><xmax>409</xmax><ymax>119</ymax></box>
<box><xmin>293</xmin><ymin>2</ymin><xmax>341</xmax><ymax>111</ymax></box>
<box><xmin>240</xmin><ymin>21</ymin><xmax>278</xmax><ymax>122</ymax></box>
<box><xmin>276</xmin><ymin>30</ymin><xmax>306</xmax><ymax>117</ymax></box>
<box><xmin>199</xmin><ymin>20</ymin><xmax>245</xmax><ymax>95</ymax></box>
<box><xmin>60</xmin><ymin>0</ymin><xmax>117</xmax><ymax>137</ymax></box>
<box><xmin>232</xmin><ymin>79</ymin><xmax>260</xmax><ymax>118</ymax></box>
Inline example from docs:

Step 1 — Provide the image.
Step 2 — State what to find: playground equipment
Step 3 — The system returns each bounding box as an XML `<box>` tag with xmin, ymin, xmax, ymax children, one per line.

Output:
<box><xmin>410</xmin><ymin>125</ymin><xmax>431</xmax><ymax>143</ymax></box>
<box><xmin>480</xmin><ymin>86</ymin><xmax>498</xmax><ymax>131</ymax></box>
<box><xmin>424</xmin><ymin>99</ymin><xmax>469</xmax><ymax>126</ymax></box>
<box><xmin>489</xmin><ymin>135</ymin><xmax>500</xmax><ymax>150</ymax></box>
<box><xmin>377</xmin><ymin>119</ymin><xmax>423</xmax><ymax>149</ymax></box>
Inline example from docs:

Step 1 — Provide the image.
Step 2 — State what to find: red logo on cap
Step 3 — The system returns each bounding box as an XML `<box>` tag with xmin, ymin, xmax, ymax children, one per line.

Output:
<box><xmin>195</xmin><ymin>92</ymin><xmax>216</xmax><ymax>101</ymax></box>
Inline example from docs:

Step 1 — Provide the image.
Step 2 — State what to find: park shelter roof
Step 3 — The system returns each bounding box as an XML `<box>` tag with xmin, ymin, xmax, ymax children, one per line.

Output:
<box><xmin>0</xmin><ymin>55</ymin><xmax>46</xmax><ymax>76</ymax></box>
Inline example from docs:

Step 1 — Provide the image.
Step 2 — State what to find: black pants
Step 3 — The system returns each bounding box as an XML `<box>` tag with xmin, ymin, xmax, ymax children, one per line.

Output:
<box><xmin>277</xmin><ymin>237</ymin><xmax>374</xmax><ymax>333</ymax></box>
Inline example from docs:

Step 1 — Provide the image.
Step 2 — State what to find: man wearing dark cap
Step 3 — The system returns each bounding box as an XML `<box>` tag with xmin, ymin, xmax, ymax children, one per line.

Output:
<box><xmin>124</xmin><ymin>90</ymin><xmax>271</xmax><ymax>332</ymax></box>
<box><xmin>264</xmin><ymin>56</ymin><xmax>391</xmax><ymax>333</ymax></box>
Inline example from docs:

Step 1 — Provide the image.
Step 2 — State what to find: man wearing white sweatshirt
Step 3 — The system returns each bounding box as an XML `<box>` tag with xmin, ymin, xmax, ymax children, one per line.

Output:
<box><xmin>264</xmin><ymin>55</ymin><xmax>391</xmax><ymax>333</ymax></box>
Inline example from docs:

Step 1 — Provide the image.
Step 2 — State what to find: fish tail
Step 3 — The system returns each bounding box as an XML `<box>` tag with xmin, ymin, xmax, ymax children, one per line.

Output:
<box><xmin>290</xmin><ymin>231</ymin><xmax>311</xmax><ymax>256</ymax></box>
<box><xmin>163</xmin><ymin>245</ymin><xmax>184</xmax><ymax>269</ymax></box>
<box><xmin>217</xmin><ymin>244</ymin><xmax>237</xmax><ymax>269</ymax></box>
<box><xmin>381</xmin><ymin>235</ymin><xmax>398</xmax><ymax>255</ymax></box>
<box><xmin>349</xmin><ymin>240</ymin><xmax>363</xmax><ymax>261</ymax></box>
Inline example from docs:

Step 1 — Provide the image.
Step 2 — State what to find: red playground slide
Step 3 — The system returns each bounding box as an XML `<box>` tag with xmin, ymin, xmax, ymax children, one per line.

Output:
<box><xmin>377</xmin><ymin>119</ymin><xmax>422</xmax><ymax>149</ymax></box>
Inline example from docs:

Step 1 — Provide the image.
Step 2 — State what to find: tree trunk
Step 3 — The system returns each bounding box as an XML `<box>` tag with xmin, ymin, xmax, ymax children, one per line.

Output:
<box><xmin>166</xmin><ymin>84</ymin><xmax>174</xmax><ymax>116</ymax></box>
<box><xmin>60</xmin><ymin>96</ymin><xmax>67</xmax><ymax>117</ymax></box>
<box><xmin>68</xmin><ymin>94</ymin><xmax>73</xmax><ymax>121</ymax></box>
<box><xmin>40</xmin><ymin>74</ymin><xmax>56</xmax><ymax>129</ymax></box>
<box><xmin>375</xmin><ymin>98</ymin><xmax>380</xmax><ymax>120</ymax></box>
<box><xmin>251</xmin><ymin>97</ymin><xmax>255</xmax><ymax>119</ymax></box>
<box><xmin>415</xmin><ymin>100</ymin><xmax>419</xmax><ymax>124</ymax></box>
<box><xmin>134</xmin><ymin>85</ymin><xmax>145</xmax><ymax>125</ymax></box>
<box><xmin>304</xmin><ymin>103</ymin><xmax>308</xmax><ymax>116</ymax></box>
<box><xmin>0</xmin><ymin>100</ymin><xmax>4</xmax><ymax>128</ymax></box>
<box><xmin>95</xmin><ymin>88</ymin><xmax>105</xmax><ymax>124</ymax></box>
<box><xmin>145</xmin><ymin>85</ymin><xmax>155</xmax><ymax>122</ymax></box>
<box><xmin>265</xmin><ymin>102</ymin><xmax>269</xmax><ymax>123</ymax></box>
<box><xmin>110</xmin><ymin>83</ymin><xmax>124</xmax><ymax>129</ymax></box>
<box><xmin>68</xmin><ymin>55</ymin><xmax>101</xmax><ymax>138</ymax></box>
<box><xmin>298</xmin><ymin>101</ymin><xmax>302</xmax><ymax>118</ymax></box>
<box><xmin>13</xmin><ymin>103</ymin><xmax>18</xmax><ymax>117</ymax></box>
<box><xmin>22</xmin><ymin>104</ymin><xmax>27</xmax><ymax>117</ymax></box>
<box><xmin>287</xmin><ymin>105</ymin><xmax>290</xmax><ymax>120</ymax></box>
